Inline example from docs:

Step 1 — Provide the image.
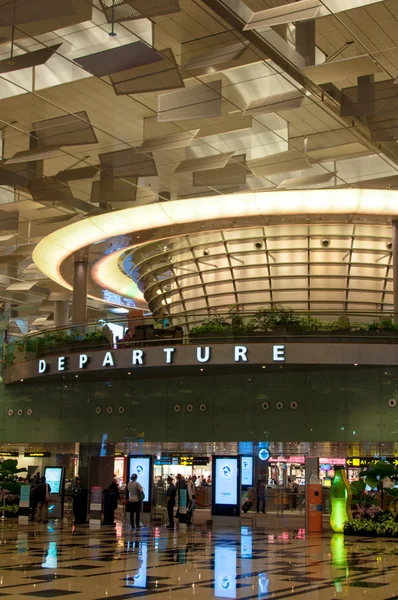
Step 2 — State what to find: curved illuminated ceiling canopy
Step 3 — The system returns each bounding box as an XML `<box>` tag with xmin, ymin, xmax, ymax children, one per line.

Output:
<box><xmin>33</xmin><ymin>189</ymin><xmax>398</xmax><ymax>305</ymax></box>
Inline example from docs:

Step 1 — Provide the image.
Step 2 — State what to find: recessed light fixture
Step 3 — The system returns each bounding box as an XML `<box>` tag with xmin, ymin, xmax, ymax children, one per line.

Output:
<box><xmin>200</xmin><ymin>368</ymin><xmax>204</xmax><ymax>372</ymax></box>
<box><xmin>128</xmin><ymin>372</ymin><xmax>131</xmax><ymax>375</ymax></box>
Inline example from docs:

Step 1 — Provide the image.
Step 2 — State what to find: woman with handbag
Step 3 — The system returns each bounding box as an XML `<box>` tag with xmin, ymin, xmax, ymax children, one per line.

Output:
<box><xmin>127</xmin><ymin>474</ymin><xmax>144</xmax><ymax>529</ymax></box>
<box><xmin>35</xmin><ymin>476</ymin><xmax>51</xmax><ymax>523</ymax></box>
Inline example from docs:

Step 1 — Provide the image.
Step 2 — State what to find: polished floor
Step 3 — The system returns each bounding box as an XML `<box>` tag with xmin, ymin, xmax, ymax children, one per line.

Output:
<box><xmin>0</xmin><ymin>519</ymin><xmax>395</xmax><ymax>599</ymax></box>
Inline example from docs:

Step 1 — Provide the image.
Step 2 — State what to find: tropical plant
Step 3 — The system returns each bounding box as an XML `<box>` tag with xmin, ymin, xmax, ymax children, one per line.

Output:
<box><xmin>0</xmin><ymin>459</ymin><xmax>27</xmax><ymax>494</ymax></box>
<box><xmin>359</xmin><ymin>460</ymin><xmax>398</xmax><ymax>508</ymax></box>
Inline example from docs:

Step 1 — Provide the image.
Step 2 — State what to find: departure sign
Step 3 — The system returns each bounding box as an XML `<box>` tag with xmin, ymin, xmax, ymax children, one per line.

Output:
<box><xmin>24</xmin><ymin>452</ymin><xmax>51</xmax><ymax>457</ymax></box>
<box><xmin>153</xmin><ymin>455</ymin><xmax>209</xmax><ymax>466</ymax></box>
<box><xmin>0</xmin><ymin>451</ymin><xmax>18</xmax><ymax>457</ymax></box>
<box><xmin>179</xmin><ymin>456</ymin><xmax>209</xmax><ymax>466</ymax></box>
<box><xmin>346</xmin><ymin>456</ymin><xmax>397</xmax><ymax>467</ymax></box>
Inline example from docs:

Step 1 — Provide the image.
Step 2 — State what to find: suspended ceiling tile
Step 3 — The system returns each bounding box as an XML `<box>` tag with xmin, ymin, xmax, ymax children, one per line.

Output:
<box><xmin>355</xmin><ymin>175</ymin><xmax>398</xmax><ymax>189</ymax></box>
<box><xmin>197</xmin><ymin>115</ymin><xmax>252</xmax><ymax>138</ymax></box>
<box><xmin>0</xmin><ymin>211</ymin><xmax>18</xmax><ymax>231</ymax></box>
<box><xmin>28</xmin><ymin>177</ymin><xmax>75</xmax><ymax>204</ymax></box>
<box><xmin>306</xmin><ymin>142</ymin><xmax>371</xmax><ymax>162</ymax></box>
<box><xmin>367</xmin><ymin>115</ymin><xmax>398</xmax><ymax>142</ymax></box>
<box><xmin>303</xmin><ymin>55</ymin><xmax>383</xmax><ymax>85</ymax></box>
<box><xmin>243</xmin><ymin>0</ymin><xmax>321</xmax><ymax>30</ymax></box>
<box><xmin>99</xmin><ymin>148</ymin><xmax>157</xmax><ymax>177</ymax></box>
<box><xmin>341</xmin><ymin>79</ymin><xmax>398</xmax><ymax>117</ymax></box>
<box><xmin>173</xmin><ymin>152</ymin><xmax>234</xmax><ymax>174</ymax></box>
<box><xmin>109</xmin><ymin>48</ymin><xmax>184</xmax><ymax>95</ymax></box>
<box><xmin>54</xmin><ymin>165</ymin><xmax>100</xmax><ymax>182</ymax></box>
<box><xmin>277</xmin><ymin>171</ymin><xmax>336</xmax><ymax>189</ymax></box>
<box><xmin>31</xmin><ymin>315</ymin><xmax>52</xmax><ymax>326</ymax></box>
<box><xmin>5</xmin><ymin>147</ymin><xmax>59</xmax><ymax>165</ymax></box>
<box><xmin>0</xmin><ymin>163</ymin><xmax>30</xmax><ymax>186</ymax></box>
<box><xmin>99</xmin><ymin>0</ymin><xmax>180</xmax><ymax>23</ymax></box>
<box><xmin>138</xmin><ymin>130</ymin><xmax>199</xmax><ymax>153</ymax></box>
<box><xmin>182</xmin><ymin>41</ymin><xmax>247</xmax><ymax>71</ymax></box>
<box><xmin>6</xmin><ymin>281</ymin><xmax>36</xmax><ymax>291</ymax></box>
<box><xmin>193</xmin><ymin>154</ymin><xmax>247</xmax><ymax>187</ymax></box>
<box><xmin>74</xmin><ymin>41</ymin><xmax>164</xmax><ymax>78</ymax></box>
<box><xmin>0</xmin><ymin>0</ymin><xmax>75</xmax><ymax>26</ymax></box>
<box><xmin>90</xmin><ymin>178</ymin><xmax>138</xmax><ymax>204</ymax></box>
<box><xmin>157</xmin><ymin>81</ymin><xmax>222</xmax><ymax>122</ymax></box>
<box><xmin>0</xmin><ymin>255</ymin><xmax>27</xmax><ymax>264</ymax></box>
<box><xmin>32</xmin><ymin>111</ymin><xmax>98</xmax><ymax>148</ymax></box>
<box><xmin>243</xmin><ymin>90</ymin><xmax>304</xmax><ymax>116</ymax></box>
<box><xmin>178</xmin><ymin>187</ymin><xmax>241</xmax><ymax>199</ymax></box>
<box><xmin>35</xmin><ymin>214</ymin><xmax>76</xmax><ymax>225</ymax></box>
<box><xmin>247</xmin><ymin>150</ymin><xmax>311</xmax><ymax>177</ymax></box>
<box><xmin>290</xmin><ymin>128</ymin><xmax>358</xmax><ymax>152</ymax></box>
<box><xmin>0</xmin><ymin>43</ymin><xmax>62</xmax><ymax>74</ymax></box>
<box><xmin>0</xmin><ymin>1</ymin><xmax>92</xmax><ymax>43</ymax></box>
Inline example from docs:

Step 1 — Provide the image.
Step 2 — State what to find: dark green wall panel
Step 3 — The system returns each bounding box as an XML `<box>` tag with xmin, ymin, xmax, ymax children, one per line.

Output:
<box><xmin>0</xmin><ymin>366</ymin><xmax>397</xmax><ymax>443</ymax></box>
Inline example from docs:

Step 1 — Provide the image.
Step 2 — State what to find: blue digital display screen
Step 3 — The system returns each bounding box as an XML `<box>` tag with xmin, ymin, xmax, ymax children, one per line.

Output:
<box><xmin>241</xmin><ymin>456</ymin><xmax>253</xmax><ymax>486</ymax></box>
<box><xmin>215</xmin><ymin>457</ymin><xmax>238</xmax><ymax>505</ymax></box>
<box><xmin>214</xmin><ymin>545</ymin><xmax>237</xmax><ymax>598</ymax></box>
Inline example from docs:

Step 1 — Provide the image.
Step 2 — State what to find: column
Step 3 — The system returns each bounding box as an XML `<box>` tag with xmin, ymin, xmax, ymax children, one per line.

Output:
<box><xmin>72</xmin><ymin>248</ymin><xmax>89</xmax><ymax>325</ymax></box>
<box><xmin>393</xmin><ymin>221</ymin><xmax>398</xmax><ymax>321</ymax></box>
<box><xmin>295</xmin><ymin>21</ymin><xmax>315</xmax><ymax>67</ymax></box>
<box><xmin>54</xmin><ymin>301</ymin><xmax>69</xmax><ymax>328</ymax></box>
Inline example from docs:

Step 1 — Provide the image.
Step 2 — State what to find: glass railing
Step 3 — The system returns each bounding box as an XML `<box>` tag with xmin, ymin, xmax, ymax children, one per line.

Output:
<box><xmin>4</xmin><ymin>308</ymin><xmax>398</xmax><ymax>367</ymax></box>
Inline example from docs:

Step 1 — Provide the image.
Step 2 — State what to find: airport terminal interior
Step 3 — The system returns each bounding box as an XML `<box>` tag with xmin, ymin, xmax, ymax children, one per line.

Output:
<box><xmin>2</xmin><ymin>0</ymin><xmax>398</xmax><ymax>597</ymax></box>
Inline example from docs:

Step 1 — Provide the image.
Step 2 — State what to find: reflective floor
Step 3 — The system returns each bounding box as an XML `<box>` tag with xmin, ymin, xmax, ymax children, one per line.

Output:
<box><xmin>0</xmin><ymin>520</ymin><xmax>396</xmax><ymax>599</ymax></box>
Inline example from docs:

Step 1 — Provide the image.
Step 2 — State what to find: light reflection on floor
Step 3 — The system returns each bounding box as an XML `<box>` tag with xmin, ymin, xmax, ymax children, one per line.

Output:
<box><xmin>0</xmin><ymin>522</ymin><xmax>394</xmax><ymax>598</ymax></box>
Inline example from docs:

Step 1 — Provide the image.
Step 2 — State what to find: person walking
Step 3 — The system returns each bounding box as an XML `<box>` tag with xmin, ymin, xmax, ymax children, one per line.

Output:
<box><xmin>127</xmin><ymin>474</ymin><xmax>143</xmax><ymax>529</ymax></box>
<box><xmin>256</xmin><ymin>480</ymin><xmax>266</xmax><ymax>514</ymax></box>
<box><xmin>72</xmin><ymin>477</ymin><xmax>87</xmax><ymax>524</ymax></box>
<box><xmin>35</xmin><ymin>476</ymin><xmax>51</xmax><ymax>523</ymax></box>
<box><xmin>166</xmin><ymin>476</ymin><xmax>176</xmax><ymax>529</ymax></box>
<box><xmin>187</xmin><ymin>475</ymin><xmax>197</xmax><ymax>525</ymax></box>
<box><xmin>108</xmin><ymin>477</ymin><xmax>120</xmax><ymax>524</ymax></box>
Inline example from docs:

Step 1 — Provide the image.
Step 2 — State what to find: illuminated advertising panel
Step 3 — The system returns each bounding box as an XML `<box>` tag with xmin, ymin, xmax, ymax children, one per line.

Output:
<box><xmin>240</xmin><ymin>456</ymin><xmax>253</xmax><ymax>487</ymax></box>
<box><xmin>44</xmin><ymin>467</ymin><xmax>63</xmax><ymax>494</ymax></box>
<box><xmin>215</xmin><ymin>457</ymin><xmax>238</xmax><ymax>506</ymax></box>
<box><xmin>129</xmin><ymin>457</ymin><xmax>151</xmax><ymax>504</ymax></box>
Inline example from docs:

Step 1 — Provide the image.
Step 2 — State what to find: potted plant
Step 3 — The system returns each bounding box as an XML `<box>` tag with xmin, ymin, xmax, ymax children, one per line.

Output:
<box><xmin>0</xmin><ymin>459</ymin><xmax>27</xmax><ymax>519</ymax></box>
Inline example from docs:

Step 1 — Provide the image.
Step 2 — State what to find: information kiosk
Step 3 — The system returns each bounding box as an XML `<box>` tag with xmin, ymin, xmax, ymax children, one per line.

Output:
<box><xmin>212</xmin><ymin>456</ymin><xmax>240</xmax><ymax>527</ymax></box>
<box><xmin>44</xmin><ymin>466</ymin><xmax>65</xmax><ymax>519</ymax></box>
<box><xmin>127</xmin><ymin>455</ymin><xmax>153</xmax><ymax>523</ymax></box>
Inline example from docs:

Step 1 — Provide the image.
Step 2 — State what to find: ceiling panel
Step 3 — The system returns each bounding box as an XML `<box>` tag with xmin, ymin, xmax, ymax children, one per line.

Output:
<box><xmin>157</xmin><ymin>80</ymin><xmax>222</xmax><ymax>122</ymax></box>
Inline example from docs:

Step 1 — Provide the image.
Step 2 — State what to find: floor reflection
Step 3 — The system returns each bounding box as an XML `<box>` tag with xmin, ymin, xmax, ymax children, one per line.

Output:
<box><xmin>0</xmin><ymin>523</ymin><xmax>392</xmax><ymax>598</ymax></box>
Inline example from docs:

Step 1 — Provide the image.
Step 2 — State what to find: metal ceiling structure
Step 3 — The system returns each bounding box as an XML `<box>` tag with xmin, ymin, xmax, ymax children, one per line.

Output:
<box><xmin>127</xmin><ymin>223</ymin><xmax>395</xmax><ymax>315</ymax></box>
<box><xmin>0</xmin><ymin>0</ymin><xmax>397</xmax><ymax>331</ymax></box>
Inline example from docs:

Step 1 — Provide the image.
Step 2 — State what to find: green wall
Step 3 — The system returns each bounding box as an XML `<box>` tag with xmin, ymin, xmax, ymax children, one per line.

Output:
<box><xmin>1</xmin><ymin>366</ymin><xmax>397</xmax><ymax>443</ymax></box>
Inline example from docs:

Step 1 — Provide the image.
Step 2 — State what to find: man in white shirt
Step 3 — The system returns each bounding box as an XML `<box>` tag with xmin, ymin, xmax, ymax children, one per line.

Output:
<box><xmin>127</xmin><ymin>474</ymin><xmax>143</xmax><ymax>529</ymax></box>
<box><xmin>187</xmin><ymin>475</ymin><xmax>197</xmax><ymax>525</ymax></box>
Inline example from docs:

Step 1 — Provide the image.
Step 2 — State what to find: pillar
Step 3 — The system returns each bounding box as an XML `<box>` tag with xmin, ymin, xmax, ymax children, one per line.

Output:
<box><xmin>393</xmin><ymin>221</ymin><xmax>398</xmax><ymax>321</ymax></box>
<box><xmin>72</xmin><ymin>248</ymin><xmax>89</xmax><ymax>325</ymax></box>
<box><xmin>78</xmin><ymin>442</ymin><xmax>116</xmax><ymax>490</ymax></box>
<box><xmin>54</xmin><ymin>301</ymin><xmax>69</xmax><ymax>328</ymax></box>
<box><xmin>295</xmin><ymin>20</ymin><xmax>315</xmax><ymax>67</ymax></box>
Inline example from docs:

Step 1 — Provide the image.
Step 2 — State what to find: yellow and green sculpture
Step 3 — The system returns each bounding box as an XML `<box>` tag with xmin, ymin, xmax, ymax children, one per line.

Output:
<box><xmin>330</xmin><ymin>467</ymin><xmax>352</xmax><ymax>533</ymax></box>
